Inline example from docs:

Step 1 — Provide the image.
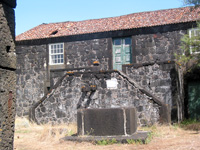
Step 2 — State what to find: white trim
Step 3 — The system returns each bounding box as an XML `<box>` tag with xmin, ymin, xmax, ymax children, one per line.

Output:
<box><xmin>189</xmin><ymin>28</ymin><xmax>200</xmax><ymax>54</ymax></box>
<box><xmin>49</xmin><ymin>43</ymin><xmax>64</xmax><ymax>65</ymax></box>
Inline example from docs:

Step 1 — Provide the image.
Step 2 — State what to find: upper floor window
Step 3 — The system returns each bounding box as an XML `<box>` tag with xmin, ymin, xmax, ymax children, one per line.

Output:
<box><xmin>189</xmin><ymin>28</ymin><xmax>200</xmax><ymax>54</ymax></box>
<box><xmin>49</xmin><ymin>43</ymin><xmax>64</xmax><ymax>65</ymax></box>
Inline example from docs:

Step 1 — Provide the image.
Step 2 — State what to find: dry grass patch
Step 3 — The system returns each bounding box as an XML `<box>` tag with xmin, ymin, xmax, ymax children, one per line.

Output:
<box><xmin>14</xmin><ymin>118</ymin><xmax>200</xmax><ymax>150</ymax></box>
<box><xmin>14</xmin><ymin>117</ymin><xmax>77</xmax><ymax>150</ymax></box>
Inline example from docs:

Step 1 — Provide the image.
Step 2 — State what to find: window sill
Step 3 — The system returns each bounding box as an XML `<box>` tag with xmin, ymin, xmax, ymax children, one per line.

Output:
<box><xmin>49</xmin><ymin>64</ymin><xmax>66</xmax><ymax>70</ymax></box>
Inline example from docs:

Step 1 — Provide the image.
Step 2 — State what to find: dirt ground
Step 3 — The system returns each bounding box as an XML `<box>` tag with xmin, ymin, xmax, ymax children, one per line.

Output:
<box><xmin>14</xmin><ymin>118</ymin><xmax>200</xmax><ymax>150</ymax></box>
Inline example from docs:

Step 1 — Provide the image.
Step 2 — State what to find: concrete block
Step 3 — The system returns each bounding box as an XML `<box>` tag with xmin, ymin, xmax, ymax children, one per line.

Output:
<box><xmin>77</xmin><ymin>107</ymin><xmax>137</xmax><ymax>136</ymax></box>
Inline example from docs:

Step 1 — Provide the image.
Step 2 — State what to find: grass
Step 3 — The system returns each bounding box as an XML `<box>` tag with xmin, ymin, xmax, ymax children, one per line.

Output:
<box><xmin>14</xmin><ymin>117</ymin><xmax>200</xmax><ymax>150</ymax></box>
<box><xmin>14</xmin><ymin>117</ymin><xmax>77</xmax><ymax>142</ymax></box>
<box><xmin>180</xmin><ymin>119</ymin><xmax>200</xmax><ymax>132</ymax></box>
<box><xmin>96</xmin><ymin>138</ymin><xmax>118</xmax><ymax>145</ymax></box>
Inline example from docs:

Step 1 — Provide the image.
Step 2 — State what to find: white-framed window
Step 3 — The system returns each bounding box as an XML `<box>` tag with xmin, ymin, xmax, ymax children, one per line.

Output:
<box><xmin>189</xmin><ymin>28</ymin><xmax>200</xmax><ymax>54</ymax></box>
<box><xmin>49</xmin><ymin>43</ymin><xmax>64</xmax><ymax>65</ymax></box>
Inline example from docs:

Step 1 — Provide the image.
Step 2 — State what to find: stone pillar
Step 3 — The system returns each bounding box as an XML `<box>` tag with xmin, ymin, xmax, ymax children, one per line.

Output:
<box><xmin>0</xmin><ymin>0</ymin><xmax>16</xmax><ymax>149</ymax></box>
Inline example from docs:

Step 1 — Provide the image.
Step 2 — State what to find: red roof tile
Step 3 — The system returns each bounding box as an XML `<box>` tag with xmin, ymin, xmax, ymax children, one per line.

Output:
<box><xmin>16</xmin><ymin>7</ymin><xmax>200</xmax><ymax>41</ymax></box>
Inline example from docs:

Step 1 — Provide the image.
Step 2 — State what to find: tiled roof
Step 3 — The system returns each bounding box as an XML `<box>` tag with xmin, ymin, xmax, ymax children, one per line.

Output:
<box><xmin>16</xmin><ymin>7</ymin><xmax>200</xmax><ymax>41</ymax></box>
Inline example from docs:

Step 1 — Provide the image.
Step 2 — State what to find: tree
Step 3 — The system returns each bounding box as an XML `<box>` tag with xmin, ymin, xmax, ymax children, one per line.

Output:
<box><xmin>183</xmin><ymin>0</ymin><xmax>200</xmax><ymax>6</ymax></box>
<box><xmin>175</xmin><ymin>22</ymin><xmax>200</xmax><ymax>70</ymax></box>
<box><xmin>175</xmin><ymin>0</ymin><xmax>200</xmax><ymax>71</ymax></box>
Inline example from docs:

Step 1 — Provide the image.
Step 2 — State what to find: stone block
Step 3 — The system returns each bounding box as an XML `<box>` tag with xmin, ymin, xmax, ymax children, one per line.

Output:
<box><xmin>1</xmin><ymin>0</ymin><xmax>16</xmax><ymax>8</ymax></box>
<box><xmin>77</xmin><ymin>107</ymin><xmax>137</xmax><ymax>136</ymax></box>
<box><xmin>0</xmin><ymin>3</ymin><xmax>16</xmax><ymax>69</ymax></box>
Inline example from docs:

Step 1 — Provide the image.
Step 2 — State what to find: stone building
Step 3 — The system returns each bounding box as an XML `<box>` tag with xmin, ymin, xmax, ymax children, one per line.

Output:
<box><xmin>16</xmin><ymin>6</ymin><xmax>200</xmax><ymax>125</ymax></box>
<box><xmin>0</xmin><ymin>0</ymin><xmax>16</xmax><ymax>149</ymax></box>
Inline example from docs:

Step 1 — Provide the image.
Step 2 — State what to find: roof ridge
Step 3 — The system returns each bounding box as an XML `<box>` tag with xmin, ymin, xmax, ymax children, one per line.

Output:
<box><xmin>44</xmin><ymin>6</ymin><xmax>192</xmax><ymax>24</ymax></box>
<box><xmin>16</xmin><ymin>6</ymin><xmax>200</xmax><ymax>41</ymax></box>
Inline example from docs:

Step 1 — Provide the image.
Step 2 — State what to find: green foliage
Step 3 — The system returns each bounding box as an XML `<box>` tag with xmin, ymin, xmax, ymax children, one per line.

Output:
<box><xmin>144</xmin><ymin>132</ymin><xmax>153</xmax><ymax>144</ymax></box>
<box><xmin>175</xmin><ymin>22</ymin><xmax>200</xmax><ymax>69</ymax></box>
<box><xmin>15</xmin><ymin>130</ymin><xmax>31</xmax><ymax>134</ymax></box>
<box><xmin>172</xmin><ymin>123</ymin><xmax>179</xmax><ymax>130</ymax></box>
<box><xmin>85</xmin><ymin>128</ymin><xmax>94</xmax><ymax>136</ymax></box>
<box><xmin>183</xmin><ymin>0</ymin><xmax>200</xmax><ymax>6</ymax></box>
<box><xmin>180</xmin><ymin>119</ymin><xmax>200</xmax><ymax>132</ymax></box>
<box><xmin>126</xmin><ymin>139</ymin><xmax>135</xmax><ymax>144</ymax></box>
<box><xmin>181</xmin><ymin>119</ymin><xmax>199</xmax><ymax>126</ymax></box>
<box><xmin>126</xmin><ymin>139</ymin><xmax>143</xmax><ymax>145</ymax></box>
<box><xmin>66</xmin><ymin>130</ymin><xmax>74</xmax><ymax>136</ymax></box>
<box><xmin>96</xmin><ymin>138</ymin><xmax>118</xmax><ymax>145</ymax></box>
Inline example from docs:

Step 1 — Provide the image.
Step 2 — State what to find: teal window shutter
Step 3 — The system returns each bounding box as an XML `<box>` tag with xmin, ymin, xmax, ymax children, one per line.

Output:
<box><xmin>113</xmin><ymin>37</ymin><xmax>132</xmax><ymax>70</ymax></box>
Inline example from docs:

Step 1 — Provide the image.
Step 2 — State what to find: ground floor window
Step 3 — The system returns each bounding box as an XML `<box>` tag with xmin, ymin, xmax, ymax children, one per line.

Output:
<box><xmin>113</xmin><ymin>37</ymin><xmax>132</xmax><ymax>70</ymax></box>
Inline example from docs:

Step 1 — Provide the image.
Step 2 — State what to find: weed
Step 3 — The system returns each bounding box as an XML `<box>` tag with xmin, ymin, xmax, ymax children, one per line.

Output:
<box><xmin>126</xmin><ymin>139</ymin><xmax>143</xmax><ymax>145</ymax></box>
<box><xmin>172</xmin><ymin>123</ymin><xmax>179</xmax><ymax>130</ymax></box>
<box><xmin>96</xmin><ymin>138</ymin><xmax>118</xmax><ymax>145</ymax></box>
<box><xmin>86</xmin><ymin>128</ymin><xmax>94</xmax><ymax>136</ymax></box>
<box><xmin>15</xmin><ymin>130</ymin><xmax>31</xmax><ymax>134</ymax></box>
<box><xmin>144</xmin><ymin>132</ymin><xmax>153</xmax><ymax>144</ymax></box>
<box><xmin>181</xmin><ymin>119</ymin><xmax>198</xmax><ymax>126</ymax></box>
<box><xmin>66</xmin><ymin>130</ymin><xmax>74</xmax><ymax>136</ymax></box>
<box><xmin>180</xmin><ymin>119</ymin><xmax>200</xmax><ymax>132</ymax></box>
<box><xmin>126</xmin><ymin>139</ymin><xmax>135</xmax><ymax>144</ymax></box>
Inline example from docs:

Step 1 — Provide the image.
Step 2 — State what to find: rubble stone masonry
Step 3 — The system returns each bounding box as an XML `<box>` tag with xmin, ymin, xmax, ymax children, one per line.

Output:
<box><xmin>0</xmin><ymin>0</ymin><xmax>16</xmax><ymax>149</ymax></box>
<box><xmin>16</xmin><ymin>20</ymin><xmax>195</xmax><ymax>125</ymax></box>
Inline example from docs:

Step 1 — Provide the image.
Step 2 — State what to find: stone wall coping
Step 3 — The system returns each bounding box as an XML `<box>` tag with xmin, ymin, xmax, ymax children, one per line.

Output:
<box><xmin>122</xmin><ymin>60</ymin><xmax>175</xmax><ymax>69</ymax></box>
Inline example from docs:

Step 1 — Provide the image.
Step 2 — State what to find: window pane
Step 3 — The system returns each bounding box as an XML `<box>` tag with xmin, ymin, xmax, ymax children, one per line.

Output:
<box><xmin>49</xmin><ymin>43</ymin><xmax>64</xmax><ymax>65</ymax></box>
<box><xmin>114</xmin><ymin>39</ymin><xmax>121</xmax><ymax>45</ymax></box>
<box><xmin>115</xmin><ymin>49</ymin><xmax>121</xmax><ymax>54</ymax></box>
<box><xmin>125</xmin><ymin>38</ymin><xmax>131</xmax><ymax>45</ymax></box>
<box><xmin>194</xmin><ymin>29</ymin><xmax>200</xmax><ymax>36</ymax></box>
<box><xmin>115</xmin><ymin>57</ymin><xmax>121</xmax><ymax>62</ymax></box>
<box><xmin>126</xmin><ymin>55</ymin><xmax>130</xmax><ymax>62</ymax></box>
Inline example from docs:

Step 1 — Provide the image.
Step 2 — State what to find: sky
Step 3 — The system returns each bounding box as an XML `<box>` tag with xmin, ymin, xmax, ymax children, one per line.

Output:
<box><xmin>15</xmin><ymin>0</ymin><xmax>185</xmax><ymax>36</ymax></box>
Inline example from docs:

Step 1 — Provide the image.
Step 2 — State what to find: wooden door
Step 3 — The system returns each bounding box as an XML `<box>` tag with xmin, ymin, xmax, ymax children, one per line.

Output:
<box><xmin>113</xmin><ymin>38</ymin><xmax>132</xmax><ymax>70</ymax></box>
<box><xmin>188</xmin><ymin>81</ymin><xmax>200</xmax><ymax>119</ymax></box>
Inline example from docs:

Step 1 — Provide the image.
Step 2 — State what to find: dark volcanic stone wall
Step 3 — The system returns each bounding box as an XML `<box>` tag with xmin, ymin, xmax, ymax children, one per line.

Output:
<box><xmin>65</xmin><ymin>38</ymin><xmax>111</xmax><ymax>70</ymax></box>
<box><xmin>132</xmin><ymin>30</ymin><xmax>186</xmax><ymax>64</ymax></box>
<box><xmin>16</xmin><ymin>45</ymin><xmax>47</xmax><ymax>116</ymax></box>
<box><xmin>15</xmin><ymin>22</ymin><xmax>193</xmax><ymax>125</ymax></box>
<box><xmin>125</xmin><ymin>63</ymin><xmax>176</xmax><ymax>106</ymax></box>
<box><xmin>0</xmin><ymin>1</ymin><xmax>16</xmax><ymax>150</ymax></box>
<box><xmin>35</xmin><ymin>72</ymin><xmax>160</xmax><ymax>126</ymax></box>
